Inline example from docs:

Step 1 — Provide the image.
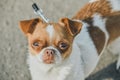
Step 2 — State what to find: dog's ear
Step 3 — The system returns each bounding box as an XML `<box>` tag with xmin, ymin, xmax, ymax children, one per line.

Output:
<box><xmin>59</xmin><ymin>18</ymin><xmax>83</xmax><ymax>36</ymax></box>
<box><xmin>19</xmin><ymin>18</ymin><xmax>41</xmax><ymax>36</ymax></box>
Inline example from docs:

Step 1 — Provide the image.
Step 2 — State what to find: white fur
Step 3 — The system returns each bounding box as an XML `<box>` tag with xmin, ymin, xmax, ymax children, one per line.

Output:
<box><xmin>89</xmin><ymin>0</ymin><xmax>99</xmax><ymax>3</ymax></box>
<box><xmin>28</xmin><ymin>42</ymin><xmax>85</xmax><ymax>80</ymax></box>
<box><xmin>74</xmin><ymin>22</ymin><xmax>100</xmax><ymax>77</ymax></box>
<box><xmin>36</xmin><ymin>46</ymin><xmax>62</xmax><ymax>64</ymax></box>
<box><xmin>46</xmin><ymin>25</ymin><xmax>55</xmax><ymax>42</ymax></box>
<box><xmin>108</xmin><ymin>37</ymin><xmax>120</xmax><ymax>70</ymax></box>
<box><xmin>108</xmin><ymin>0</ymin><xmax>120</xmax><ymax>11</ymax></box>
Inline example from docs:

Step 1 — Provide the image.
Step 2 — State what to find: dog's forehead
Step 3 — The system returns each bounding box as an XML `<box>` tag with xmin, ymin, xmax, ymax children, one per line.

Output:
<box><xmin>46</xmin><ymin>24</ymin><xmax>55</xmax><ymax>40</ymax></box>
<box><xmin>30</xmin><ymin>22</ymin><xmax>65</xmax><ymax>41</ymax></box>
<box><xmin>46</xmin><ymin>23</ymin><xmax>67</xmax><ymax>40</ymax></box>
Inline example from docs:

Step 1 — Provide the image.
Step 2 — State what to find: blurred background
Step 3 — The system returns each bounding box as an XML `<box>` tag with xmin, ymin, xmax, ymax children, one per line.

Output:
<box><xmin>0</xmin><ymin>0</ymin><xmax>120</xmax><ymax>80</ymax></box>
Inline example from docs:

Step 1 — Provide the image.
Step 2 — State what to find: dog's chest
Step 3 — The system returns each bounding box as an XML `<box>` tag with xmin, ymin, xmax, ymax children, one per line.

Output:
<box><xmin>30</xmin><ymin>66</ymin><xmax>73</xmax><ymax>80</ymax></box>
<box><xmin>28</xmin><ymin>55</ymin><xmax>74</xmax><ymax>80</ymax></box>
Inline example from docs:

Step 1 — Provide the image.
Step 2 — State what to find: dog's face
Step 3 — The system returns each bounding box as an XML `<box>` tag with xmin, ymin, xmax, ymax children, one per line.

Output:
<box><xmin>19</xmin><ymin>18</ymin><xmax>82</xmax><ymax>65</ymax></box>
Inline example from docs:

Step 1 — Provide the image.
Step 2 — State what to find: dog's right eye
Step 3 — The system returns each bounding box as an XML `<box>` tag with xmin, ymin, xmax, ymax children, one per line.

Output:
<box><xmin>32</xmin><ymin>40</ymin><xmax>43</xmax><ymax>48</ymax></box>
<box><xmin>33</xmin><ymin>42</ymin><xmax>39</xmax><ymax>47</ymax></box>
<box><xmin>31</xmin><ymin>40</ymin><xmax>45</xmax><ymax>52</ymax></box>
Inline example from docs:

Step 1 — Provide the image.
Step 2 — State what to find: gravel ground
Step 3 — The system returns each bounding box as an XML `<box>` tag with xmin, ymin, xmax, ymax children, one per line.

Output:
<box><xmin>0</xmin><ymin>0</ymin><xmax>120</xmax><ymax>80</ymax></box>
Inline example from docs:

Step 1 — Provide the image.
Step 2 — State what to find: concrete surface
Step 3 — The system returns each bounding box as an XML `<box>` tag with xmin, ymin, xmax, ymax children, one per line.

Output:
<box><xmin>0</xmin><ymin>0</ymin><xmax>120</xmax><ymax>80</ymax></box>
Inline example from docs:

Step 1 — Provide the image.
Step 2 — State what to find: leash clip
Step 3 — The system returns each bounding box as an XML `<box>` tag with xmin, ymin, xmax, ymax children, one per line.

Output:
<box><xmin>32</xmin><ymin>3</ymin><xmax>49</xmax><ymax>23</ymax></box>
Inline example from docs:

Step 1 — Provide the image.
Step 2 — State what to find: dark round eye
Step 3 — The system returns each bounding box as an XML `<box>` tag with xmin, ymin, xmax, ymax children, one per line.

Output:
<box><xmin>33</xmin><ymin>42</ymin><xmax>40</xmax><ymax>47</ymax></box>
<box><xmin>59</xmin><ymin>42</ymin><xmax>68</xmax><ymax>50</ymax></box>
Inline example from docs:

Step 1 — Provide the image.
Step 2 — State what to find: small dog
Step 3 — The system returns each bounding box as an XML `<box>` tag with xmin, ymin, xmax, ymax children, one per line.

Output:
<box><xmin>19</xmin><ymin>0</ymin><xmax>120</xmax><ymax>80</ymax></box>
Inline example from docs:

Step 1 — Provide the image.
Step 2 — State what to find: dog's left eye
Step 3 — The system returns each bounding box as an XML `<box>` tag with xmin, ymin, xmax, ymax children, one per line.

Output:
<box><xmin>59</xmin><ymin>42</ymin><xmax>68</xmax><ymax>50</ymax></box>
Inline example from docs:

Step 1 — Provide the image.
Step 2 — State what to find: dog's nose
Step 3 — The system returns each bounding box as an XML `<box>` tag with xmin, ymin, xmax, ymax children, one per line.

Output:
<box><xmin>43</xmin><ymin>49</ymin><xmax>55</xmax><ymax>64</ymax></box>
<box><xmin>45</xmin><ymin>49</ymin><xmax>55</xmax><ymax>55</ymax></box>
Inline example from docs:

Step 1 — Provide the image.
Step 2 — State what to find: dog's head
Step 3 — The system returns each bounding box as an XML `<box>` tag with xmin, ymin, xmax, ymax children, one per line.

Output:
<box><xmin>19</xmin><ymin>18</ymin><xmax>82</xmax><ymax>65</ymax></box>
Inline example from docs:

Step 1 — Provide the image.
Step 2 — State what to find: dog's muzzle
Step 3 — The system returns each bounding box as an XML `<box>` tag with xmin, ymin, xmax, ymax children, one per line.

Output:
<box><xmin>42</xmin><ymin>49</ymin><xmax>55</xmax><ymax>64</ymax></box>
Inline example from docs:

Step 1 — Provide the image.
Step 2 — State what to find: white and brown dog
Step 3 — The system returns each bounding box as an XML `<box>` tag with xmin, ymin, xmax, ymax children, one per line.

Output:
<box><xmin>19</xmin><ymin>0</ymin><xmax>120</xmax><ymax>80</ymax></box>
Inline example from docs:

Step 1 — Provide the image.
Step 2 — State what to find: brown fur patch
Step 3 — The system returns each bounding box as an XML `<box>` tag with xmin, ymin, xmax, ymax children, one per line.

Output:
<box><xmin>83</xmin><ymin>18</ymin><xmax>106</xmax><ymax>54</ymax></box>
<box><xmin>28</xmin><ymin>18</ymin><xmax>40</xmax><ymax>34</ymax></box>
<box><xmin>106</xmin><ymin>15</ymin><xmax>120</xmax><ymax>44</ymax></box>
<box><xmin>88</xmin><ymin>26</ymin><xmax>105</xmax><ymax>54</ymax></box>
<box><xmin>19</xmin><ymin>18</ymin><xmax>40</xmax><ymax>35</ymax></box>
<box><xmin>59</xmin><ymin>18</ymin><xmax>83</xmax><ymax>37</ymax></box>
<box><xmin>72</xmin><ymin>0</ymin><xmax>112</xmax><ymax>20</ymax></box>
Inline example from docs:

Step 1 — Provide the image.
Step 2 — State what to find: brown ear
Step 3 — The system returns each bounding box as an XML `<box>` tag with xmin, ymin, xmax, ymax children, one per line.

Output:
<box><xmin>19</xmin><ymin>18</ymin><xmax>40</xmax><ymax>35</ymax></box>
<box><xmin>59</xmin><ymin>18</ymin><xmax>82</xmax><ymax>36</ymax></box>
